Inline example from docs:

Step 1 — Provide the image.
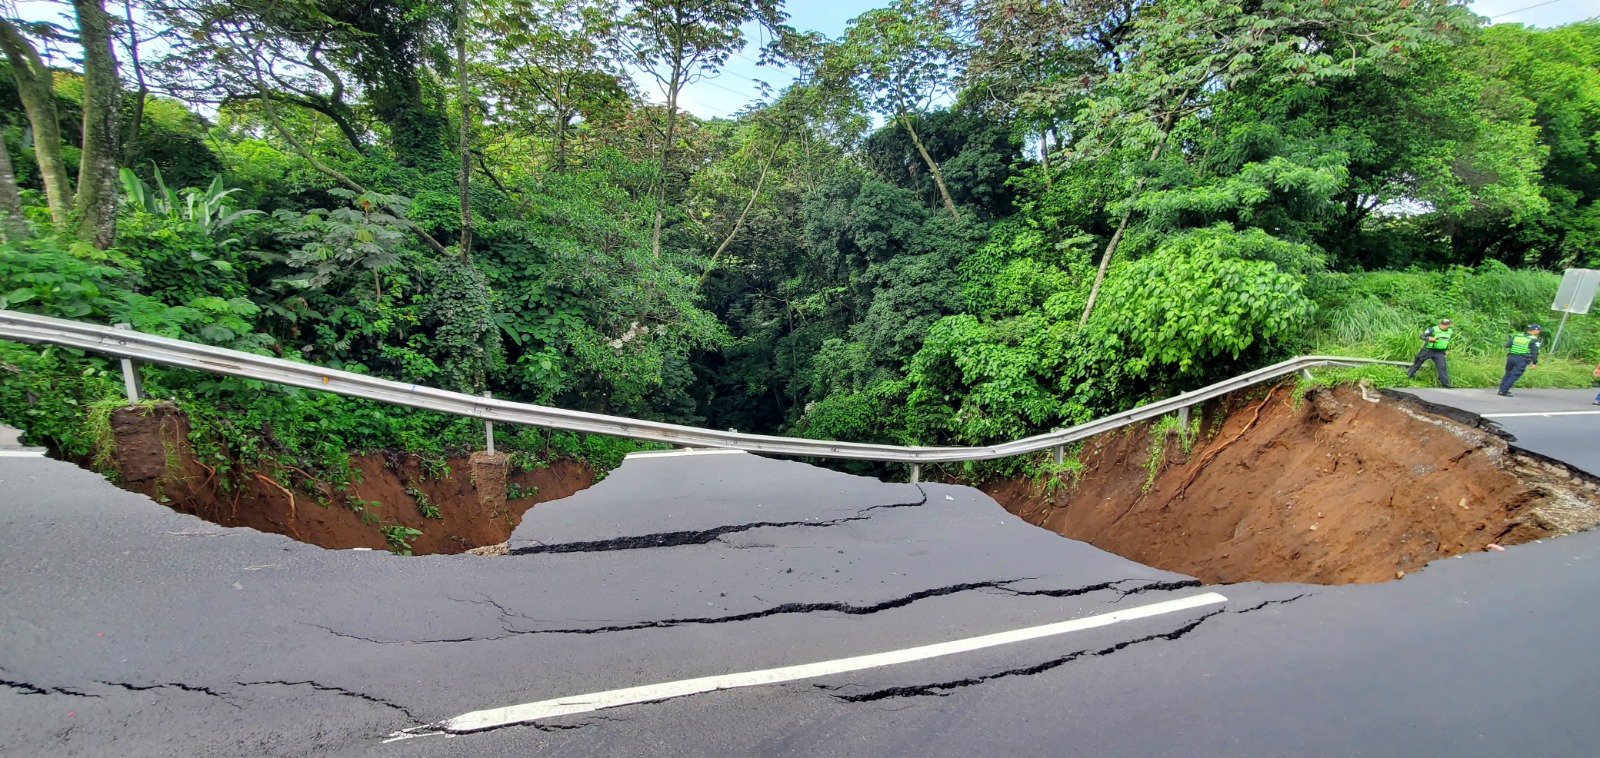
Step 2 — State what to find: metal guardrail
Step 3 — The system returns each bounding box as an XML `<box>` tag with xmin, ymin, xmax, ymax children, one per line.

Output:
<box><xmin>0</xmin><ymin>310</ymin><xmax>1407</xmax><ymax>473</ymax></box>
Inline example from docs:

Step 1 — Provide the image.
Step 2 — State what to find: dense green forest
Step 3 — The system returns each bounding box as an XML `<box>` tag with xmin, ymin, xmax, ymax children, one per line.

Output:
<box><xmin>1</xmin><ymin>0</ymin><xmax>1597</xmax><ymax>479</ymax></box>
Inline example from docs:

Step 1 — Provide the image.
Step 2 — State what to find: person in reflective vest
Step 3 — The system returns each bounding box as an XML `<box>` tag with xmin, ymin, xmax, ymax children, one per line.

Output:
<box><xmin>1406</xmin><ymin>317</ymin><xmax>1453</xmax><ymax>388</ymax></box>
<box><xmin>1497</xmin><ymin>324</ymin><xmax>1541</xmax><ymax>397</ymax></box>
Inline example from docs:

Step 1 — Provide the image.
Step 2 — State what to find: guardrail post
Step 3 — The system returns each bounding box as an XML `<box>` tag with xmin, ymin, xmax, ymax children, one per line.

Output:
<box><xmin>1300</xmin><ymin>368</ymin><xmax>1315</xmax><ymax>382</ymax></box>
<box><xmin>909</xmin><ymin>463</ymin><xmax>921</xmax><ymax>484</ymax></box>
<box><xmin>1177</xmin><ymin>405</ymin><xmax>1190</xmax><ymax>428</ymax></box>
<box><xmin>1053</xmin><ymin>445</ymin><xmax>1064</xmax><ymax>465</ymax></box>
<box><xmin>482</xmin><ymin>391</ymin><xmax>495</xmax><ymax>456</ymax></box>
<box><xmin>113</xmin><ymin>323</ymin><xmax>142</xmax><ymax>404</ymax></box>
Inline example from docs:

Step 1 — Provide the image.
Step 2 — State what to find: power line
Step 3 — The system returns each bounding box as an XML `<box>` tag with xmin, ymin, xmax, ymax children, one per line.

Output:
<box><xmin>701</xmin><ymin>78</ymin><xmax>758</xmax><ymax>100</ymax></box>
<box><xmin>1490</xmin><ymin>0</ymin><xmax>1571</xmax><ymax>20</ymax></box>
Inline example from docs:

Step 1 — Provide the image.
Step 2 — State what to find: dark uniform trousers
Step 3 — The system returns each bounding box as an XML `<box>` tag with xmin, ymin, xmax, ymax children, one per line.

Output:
<box><xmin>1499</xmin><ymin>354</ymin><xmax>1531</xmax><ymax>394</ymax></box>
<box><xmin>1407</xmin><ymin>348</ymin><xmax>1449</xmax><ymax>387</ymax></box>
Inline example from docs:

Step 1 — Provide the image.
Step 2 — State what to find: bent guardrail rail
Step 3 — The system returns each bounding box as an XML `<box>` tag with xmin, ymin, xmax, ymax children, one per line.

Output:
<box><xmin>0</xmin><ymin>310</ymin><xmax>1407</xmax><ymax>470</ymax></box>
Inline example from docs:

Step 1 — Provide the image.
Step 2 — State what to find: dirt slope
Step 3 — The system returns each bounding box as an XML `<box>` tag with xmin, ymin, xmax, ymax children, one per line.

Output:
<box><xmin>987</xmin><ymin>384</ymin><xmax>1600</xmax><ymax>585</ymax></box>
<box><xmin>104</xmin><ymin>402</ymin><xmax>593</xmax><ymax>554</ymax></box>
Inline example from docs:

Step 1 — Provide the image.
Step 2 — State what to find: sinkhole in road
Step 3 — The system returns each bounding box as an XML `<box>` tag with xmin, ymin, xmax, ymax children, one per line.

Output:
<box><xmin>986</xmin><ymin>383</ymin><xmax>1600</xmax><ymax>585</ymax></box>
<box><xmin>98</xmin><ymin>402</ymin><xmax>597</xmax><ymax>555</ymax></box>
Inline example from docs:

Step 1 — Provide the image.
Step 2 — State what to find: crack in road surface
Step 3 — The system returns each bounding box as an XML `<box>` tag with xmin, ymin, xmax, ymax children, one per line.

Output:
<box><xmin>97</xmin><ymin>680</ymin><xmax>245</xmax><ymax>708</ymax></box>
<box><xmin>2</xmin><ymin>670</ymin><xmax>422</xmax><ymax>723</ymax></box>
<box><xmin>311</xmin><ymin>577</ymin><xmax>1039</xmax><ymax>644</ymax></box>
<box><xmin>821</xmin><ymin>611</ymin><xmax>1225</xmax><ymax>701</ymax></box>
<box><xmin>1234</xmin><ymin>594</ymin><xmax>1309</xmax><ymax>613</ymax></box>
<box><xmin>819</xmin><ymin>593</ymin><xmax>1313</xmax><ymax>702</ymax></box>
<box><xmin>233</xmin><ymin>680</ymin><xmax>424</xmax><ymax>721</ymax></box>
<box><xmin>96</xmin><ymin>679</ymin><xmax>421</xmax><ymax>717</ymax></box>
<box><xmin>388</xmin><ymin>713</ymin><xmax>630</xmax><ymax>743</ymax></box>
<box><xmin>0</xmin><ymin>677</ymin><xmax>97</xmax><ymax>698</ymax></box>
<box><xmin>381</xmin><ymin>593</ymin><xmax>1229</xmax><ymax>741</ymax></box>
<box><xmin>307</xmin><ymin>576</ymin><xmax>1189</xmax><ymax>645</ymax></box>
<box><xmin>510</xmin><ymin>489</ymin><xmax>928</xmax><ymax>555</ymax></box>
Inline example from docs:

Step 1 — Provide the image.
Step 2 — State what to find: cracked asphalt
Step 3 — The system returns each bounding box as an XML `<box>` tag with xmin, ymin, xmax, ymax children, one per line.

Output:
<box><xmin>5</xmin><ymin>434</ymin><xmax>1600</xmax><ymax>756</ymax></box>
<box><xmin>1400</xmin><ymin>387</ymin><xmax>1600</xmax><ymax>474</ymax></box>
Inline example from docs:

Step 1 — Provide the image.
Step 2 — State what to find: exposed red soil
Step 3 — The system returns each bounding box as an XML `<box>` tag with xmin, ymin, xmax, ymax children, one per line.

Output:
<box><xmin>105</xmin><ymin>403</ymin><xmax>593</xmax><ymax>554</ymax></box>
<box><xmin>986</xmin><ymin>384</ymin><xmax>1600</xmax><ymax>585</ymax></box>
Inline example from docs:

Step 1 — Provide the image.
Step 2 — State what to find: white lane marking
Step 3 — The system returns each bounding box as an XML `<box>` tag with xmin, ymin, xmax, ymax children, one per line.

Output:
<box><xmin>414</xmin><ymin>592</ymin><xmax>1227</xmax><ymax>736</ymax></box>
<box><xmin>625</xmin><ymin>449</ymin><xmax>748</xmax><ymax>459</ymax></box>
<box><xmin>0</xmin><ymin>450</ymin><xmax>45</xmax><ymax>457</ymax></box>
<box><xmin>1483</xmin><ymin>411</ymin><xmax>1600</xmax><ymax>418</ymax></box>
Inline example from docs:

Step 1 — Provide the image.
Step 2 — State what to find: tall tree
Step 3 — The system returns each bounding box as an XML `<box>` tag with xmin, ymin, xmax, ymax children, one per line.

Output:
<box><xmin>0</xmin><ymin>129</ymin><xmax>25</xmax><ymax>239</ymax></box>
<box><xmin>1468</xmin><ymin>21</ymin><xmax>1600</xmax><ymax>268</ymax></box>
<box><xmin>622</xmin><ymin>0</ymin><xmax>787</xmax><ymax>258</ymax></box>
<box><xmin>0</xmin><ymin>17</ymin><xmax>73</xmax><ymax>224</ymax></box>
<box><xmin>316</xmin><ymin>0</ymin><xmax>451</xmax><ymax>165</ymax></box>
<box><xmin>1073</xmin><ymin>0</ymin><xmax>1478</xmax><ymax>325</ymax></box>
<box><xmin>151</xmin><ymin>0</ymin><xmax>448</xmax><ymax>164</ymax></box>
<box><xmin>456</xmin><ymin>0</ymin><xmax>472</xmax><ymax>258</ymax></box>
<box><xmin>120</xmin><ymin>0</ymin><xmax>149</xmax><ymax>165</ymax></box>
<box><xmin>963</xmin><ymin>0</ymin><xmax>1138</xmax><ymax>191</ymax></box>
<box><xmin>482</xmin><ymin>0</ymin><xmax>631</xmax><ymax>174</ymax></box>
<box><xmin>72</xmin><ymin>0</ymin><xmax>124</xmax><ymax>248</ymax></box>
<box><xmin>828</xmin><ymin>0</ymin><xmax>967</xmax><ymax>219</ymax></box>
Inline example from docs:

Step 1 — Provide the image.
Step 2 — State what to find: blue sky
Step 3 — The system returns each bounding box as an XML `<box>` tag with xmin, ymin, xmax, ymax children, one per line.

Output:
<box><xmin>12</xmin><ymin>0</ymin><xmax>1598</xmax><ymax>119</ymax></box>
<box><xmin>668</xmin><ymin>0</ymin><xmax>1600</xmax><ymax>118</ymax></box>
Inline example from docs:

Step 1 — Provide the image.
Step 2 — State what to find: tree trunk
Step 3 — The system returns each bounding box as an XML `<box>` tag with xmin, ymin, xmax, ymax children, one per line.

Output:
<box><xmin>456</xmin><ymin>0</ymin><xmax>473</xmax><ymax>260</ymax></box>
<box><xmin>698</xmin><ymin>139</ymin><xmax>780</xmax><ymax>289</ymax></box>
<box><xmin>119</xmin><ymin>0</ymin><xmax>147</xmax><ymax>167</ymax></box>
<box><xmin>554</xmin><ymin>109</ymin><xmax>571</xmax><ymax>174</ymax></box>
<box><xmin>1078</xmin><ymin>104</ymin><xmax>1184</xmax><ymax>327</ymax></box>
<box><xmin>650</xmin><ymin>55</ymin><xmax>684</xmax><ymax>259</ymax></box>
<box><xmin>899</xmin><ymin>112</ymin><xmax>958</xmax><ymax>219</ymax></box>
<box><xmin>1040</xmin><ymin>127</ymin><xmax>1055</xmax><ymax>192</ymax></box>
<box><xmin>0</xmin><ymin>130</ymin><xmax>26</xmax><ymax>240</ymax></box>
<box><xmin>72</xmin><ymin>0</ymin><xmax>123</xmax><ymax>249</ymax></box>
<box><xmin>0</xmin><ymin>19</ymin><xmax>73</xmax><ymax>225</ymax></box>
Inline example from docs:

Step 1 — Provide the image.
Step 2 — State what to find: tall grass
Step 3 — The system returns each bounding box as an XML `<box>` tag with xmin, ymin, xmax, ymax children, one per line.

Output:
<box><xmin>1308</xmin><ymin>263</ymin><xmax>1599</xmax><ymax>389</ymax></box>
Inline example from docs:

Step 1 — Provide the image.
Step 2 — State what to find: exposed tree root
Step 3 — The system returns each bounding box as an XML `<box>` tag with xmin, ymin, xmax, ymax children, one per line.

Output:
<box><xmin>253</xmin><ymin>473</ymin><xmax>300</xmax><ymax>539</ymax></box>
<box><xmin>1175</xmin><ymin>385</ymin><xmax>1279</xmax><ymax>500</ymax></box>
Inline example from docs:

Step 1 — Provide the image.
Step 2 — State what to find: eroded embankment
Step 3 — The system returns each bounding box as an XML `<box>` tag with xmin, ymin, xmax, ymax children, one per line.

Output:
<box><xmin>986</xmin><ymin>383</ymin><xmax>1600</xmax><ymax>585</ymax></box>
<box><xmin>101</xmin><ymin>402</ymin><xmax>594</xmax><ymax>554</ymax></box>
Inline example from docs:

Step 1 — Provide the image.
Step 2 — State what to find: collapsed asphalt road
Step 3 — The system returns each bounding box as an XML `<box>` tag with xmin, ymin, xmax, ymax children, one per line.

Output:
<box><xmin>1403</xmin><ymin>387</ymin><xmax>1600</xmax><ymax>474</ymax></box>
<box><xmin>4</xmin><ymin>416</ymin><xmax>1600</xmax><ymax>756</ymax></box>
<box><xmin>1</xmin><ymin>448</ymin><xmax>1233</xmax><ymax>756</ymax></box>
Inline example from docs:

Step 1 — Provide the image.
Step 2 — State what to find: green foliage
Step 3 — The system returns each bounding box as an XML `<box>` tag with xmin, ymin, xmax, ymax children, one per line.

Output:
<box><xmin>827</xmin><ymin>0</ymin><xmax>962</xmax><ymax>124</ymax></box>
<box><xmin>380</xmin><ymin>523</ymin><xmax>423</xmax><ymax>555</ymax></box>
<box><xmin>0</xmin><ymin>234</ymin><xmax>264</xmax><ymax>349</ymax></box>
<box><xmin>5</xmin><ymin>0</ymin><xmax>1599</xmax><ymax>504</ymax></box>
<box><xmin>1310</xmin><ymin>263</ymin><xmax>1598</xmax><ymax>361</ymax></box>
<box><xmin>274</xmin><ymin>190</ymin><xmax>410</xmax><ymax>291</ymax></box>
<box><xmin>480</xmin><ymin>156</ymin><xmax>723</xmax><ymax>415</ymax></box>
<box><xmin>1469</xmin><ymin>21</ymin><xmax>1600</xmax><ymax>268</ymax></box>
<box><xmin>405</xmin><ymin>482</ymin><xmax>442</xmax><ymax>519</ymax></box>
<box><xmin>1143</xmin><ymin>412</ymin><xmax>1200</xmax><ymax>492</ymax></box>
<box><xmin>428</xmin><ymin>257</ymin><xmax>501</xmax><ymax>393</ymax></box>
<box><xmin>1095</xmin><ymin>226</ymin><xmax>1315</xmax><ymax>375</ymax></box>
<box><xmin>120</xmin><ymin>167</ymin><xmax>265</xmax><ymax>240</ymax></box>
<box><xmin>1032</xmin><ymin>450</ymin><xmax>1086</xmax><ymax>498</ymax></box>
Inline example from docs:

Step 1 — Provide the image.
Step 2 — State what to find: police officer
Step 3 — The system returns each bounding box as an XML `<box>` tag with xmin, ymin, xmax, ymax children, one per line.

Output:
<box><xmin>1497</xmin><ymin>324</ymin><xmax>1542</xmax><ymax>397</ymax></box>
<box><xmin>1406</xmin><ymin>317</ymin><xmax>1453</xmax><ymax>388</ymax></box>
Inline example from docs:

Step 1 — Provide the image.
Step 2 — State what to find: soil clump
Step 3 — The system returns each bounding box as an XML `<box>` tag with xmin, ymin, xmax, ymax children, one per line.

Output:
<box><xmin>986</xmin><ymin>384</ymin><xmax>1600</xmax><ymax>585</ymax></box>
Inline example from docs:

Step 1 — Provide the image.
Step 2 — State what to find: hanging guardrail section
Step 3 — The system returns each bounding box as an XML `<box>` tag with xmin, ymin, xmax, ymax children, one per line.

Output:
<box><xmin>0</xmin><ymin>310</ymin><xmax>1406</xmax><ymax>477</ymax></box>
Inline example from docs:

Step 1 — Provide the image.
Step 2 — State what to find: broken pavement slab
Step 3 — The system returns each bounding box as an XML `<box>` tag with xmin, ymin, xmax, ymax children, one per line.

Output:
<box><xmin>0</xmin><ymin>450</ymin><xmax>1208</xmax><ymax>756</ymax></box>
